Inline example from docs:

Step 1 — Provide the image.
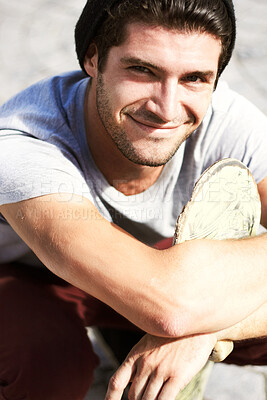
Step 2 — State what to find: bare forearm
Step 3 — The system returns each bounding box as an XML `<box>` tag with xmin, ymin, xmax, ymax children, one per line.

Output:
<box><xmin>0</xmin><ymin>196</ymin><xmax>182</xmax><ymax>337</ymax></box>
<box><xmin>48</xmin><ymin>232</ymin><xmax>267</xmax><ymax>338</ymax></box>
<box><xmin>216</xmin><ymin>302</ymin><xmax>267</xmax><ymax>342</ymax></box>
<box><xmin>161</xmin><ymin>233</ymin><xmax>267</xmax><ymax>336</ymax></box>
<box><xmin>1</xmin><ymin>196</ymin><xmax>266</xmax><ymax>339</ymax></box>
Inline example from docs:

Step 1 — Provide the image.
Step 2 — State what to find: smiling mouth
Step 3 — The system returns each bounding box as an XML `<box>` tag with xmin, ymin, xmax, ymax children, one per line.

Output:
<box><xmin>128</xmin><ymin>115</ymin><xmax>185</xmax><ymax>130</ymax></box>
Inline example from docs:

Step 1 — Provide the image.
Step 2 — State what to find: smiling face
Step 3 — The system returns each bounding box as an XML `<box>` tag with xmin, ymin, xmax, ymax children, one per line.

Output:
<box><xmin>85</xmin><ymin>22</ymin><xmax>222</xmax><ymax>167</ymax></box>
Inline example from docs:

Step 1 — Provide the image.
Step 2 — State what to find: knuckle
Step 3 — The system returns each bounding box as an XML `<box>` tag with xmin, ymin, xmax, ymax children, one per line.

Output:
<box><xmin>138</xmin><ymin>357</ymin><xmax>147</xmax><ymax>370</ymax></box>
<box><xmin>138</xmin><ymin>357</ymin><xmax>153</xmax><ymax>372</ymax></box>
<box><xmin>153</xmin><ymin>365</ymin><xmax>163</xmax><ymax>378</ymax></box>
<box><xmin>108</xmin><ymin>374</ymin><xmax>123</xmax><ymax>391</ymax></box>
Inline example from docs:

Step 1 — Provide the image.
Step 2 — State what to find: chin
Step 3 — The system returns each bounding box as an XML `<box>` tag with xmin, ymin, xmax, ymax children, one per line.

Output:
<box><xmin>125</xmin><ymin>148</ymin><xmax>178</xmax><ymax>167</ymax></box>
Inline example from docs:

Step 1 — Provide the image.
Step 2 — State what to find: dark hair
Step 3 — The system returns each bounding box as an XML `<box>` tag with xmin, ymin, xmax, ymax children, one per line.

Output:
<box><xmin>75</xmin><ymin>0</ymin><xmax>236</xmax><ymax>78</ymax></box>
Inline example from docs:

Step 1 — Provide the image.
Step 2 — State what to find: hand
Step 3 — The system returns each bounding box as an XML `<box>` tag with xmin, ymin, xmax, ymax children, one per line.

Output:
<box><xmin>105</xmin><ymin>333</ymin><xmax>216</xmax><ymax>400</ymax></box>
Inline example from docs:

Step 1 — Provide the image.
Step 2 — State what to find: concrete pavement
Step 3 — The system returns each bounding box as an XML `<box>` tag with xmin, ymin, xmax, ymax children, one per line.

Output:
<box><xmin>0</xmin><ymin>0</ymin><xmax>266</xmax><ymax>399</ymax></box>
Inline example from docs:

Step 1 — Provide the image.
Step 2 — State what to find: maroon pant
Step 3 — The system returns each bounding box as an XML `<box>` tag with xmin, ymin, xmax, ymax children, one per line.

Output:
<box><xmin>0</xmin><ymin>262</ymin><xmax>138</xmax><ymax>400</ymax></box>
<box><xmin>0</xmin><ymin>261</ymin><xmax>266</xmax><ymax>400</ymax></box>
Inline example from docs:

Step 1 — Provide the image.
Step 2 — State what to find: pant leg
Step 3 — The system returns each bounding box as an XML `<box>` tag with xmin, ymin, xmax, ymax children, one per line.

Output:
<box><xmin>225</xmin><ymin>338</ymin><xmax>267</xmax><ymax>366</ymax></box>
<box><xmin>0</xmin><ymin>263</ymin><xmax>99</xmax><ymax>400</ymax></box>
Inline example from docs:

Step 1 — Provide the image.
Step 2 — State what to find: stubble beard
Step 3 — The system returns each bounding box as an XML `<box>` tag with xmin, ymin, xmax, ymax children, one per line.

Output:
<box><xmin>96</xmin><ymin>73</ymin><xmax>193</xmax><ymax>167</ymax></box>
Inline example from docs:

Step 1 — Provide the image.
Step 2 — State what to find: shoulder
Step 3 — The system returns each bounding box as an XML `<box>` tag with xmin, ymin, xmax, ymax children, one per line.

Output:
<box><xmin>188</xmin><ymin>81</ymin><xmax>267</xmax><ymax>184</ymax></box>
<box><xmin>211</xmin><ymin>81</ymin><xmax>267</xmax><ymax>130</ymax></box>
<box><xmin>0</xmin><ymin>70</ymin><xmax>89</xmax><ymax>140</ymax></box>
<box><xmin>210</xmin><ymin>81</ymin><xmax>267</xmax><ymax>154</ymax></box>
<box><xmin>0</xmin><ymin>70</ymin><xmax>86</xmax><ymax>106</ymax></box>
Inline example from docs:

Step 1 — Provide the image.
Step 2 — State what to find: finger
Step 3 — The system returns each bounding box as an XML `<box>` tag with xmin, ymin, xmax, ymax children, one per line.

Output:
<box><xmin>141</xmin><ymin>374</ymin><xmax>164</xmax><ymax>400</ymax></box>
<box><xmin>105</xmin><ymin>360</ymin><xmax>134</xmax><ymax>400</ymax></box>
<box><xmin>157</xmin><ymin>378</ymin><xmax>182</xmax><ymax>400</ymax></box>
<box><xmin>127</xmin><ymin>375</ymin><xmax>148</xmax><ymax>400</ymax></box>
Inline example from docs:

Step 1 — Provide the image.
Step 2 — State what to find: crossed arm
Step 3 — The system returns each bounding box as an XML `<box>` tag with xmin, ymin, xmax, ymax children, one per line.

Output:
<box><xmin>0</xmin><ymin>191</ymin><xmax>266</xmax><ymax>337</ymax></box>
<box><xmin>104</xmin><ymin>176</ymin><xmax>267</xmax><ymax>400</ymax></box>
<box><xmin>0</xmin><ymin>177</ymin><xmax>266</xmax><ymax>399</ymax></box>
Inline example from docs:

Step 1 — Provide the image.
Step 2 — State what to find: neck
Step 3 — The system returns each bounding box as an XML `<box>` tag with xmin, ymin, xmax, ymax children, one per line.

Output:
<box><xmin>84</xmin><ymin>82</ymin><xmax>164</xmax><ymax>196</ymax></box>
<box><xmin>99</xmin><ymin>157</ymin><xmax>164</xmax><ymax>196</ymax></box>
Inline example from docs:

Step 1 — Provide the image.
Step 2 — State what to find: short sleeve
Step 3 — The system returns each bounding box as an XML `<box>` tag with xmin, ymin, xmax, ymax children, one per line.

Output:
<box><xmin>204</xmin><ymin>83</ymin><xmax>267</xmax><ymax>184</ymax></box>
<box><xmin>0</xmin><ymin>130</ymin><xmax>93</xmax><ymax>206</ymax></box>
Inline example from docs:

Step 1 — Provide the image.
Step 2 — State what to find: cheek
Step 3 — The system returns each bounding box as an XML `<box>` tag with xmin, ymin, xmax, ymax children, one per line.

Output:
<box><xmin>109</xmin><ymin>75</ymin><xmax>153</xmax><ymax>108</ymax></box>
<box><xmin>190</xmin><ymin>91</ymin><xmax>213</xmax><ymax>123</ymax></box>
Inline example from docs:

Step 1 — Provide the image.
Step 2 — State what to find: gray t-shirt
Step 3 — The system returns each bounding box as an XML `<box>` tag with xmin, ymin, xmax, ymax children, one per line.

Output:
<box><xmin>0</xmin><ymin>70</ymin><xmax>267</xmax><ymax>265</ymax></box>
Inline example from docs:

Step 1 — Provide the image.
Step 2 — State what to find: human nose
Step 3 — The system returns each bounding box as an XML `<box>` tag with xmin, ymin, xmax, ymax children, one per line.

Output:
<box><xmin>146</xmin><ymin>79</ymin><xmax>184</xmax><ymax>124</ymax></box>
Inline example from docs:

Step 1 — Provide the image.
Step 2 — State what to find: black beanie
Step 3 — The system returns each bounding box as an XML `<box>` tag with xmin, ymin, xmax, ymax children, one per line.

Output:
<box><xmin>75</xmin><ymin>0</ymin><xmax>236</xmax><ymax>75</ymax></box>
<box><xmin>75</xmin><ymin>0</ymin><xmax>118</xmax><ymax>73</ymax></box>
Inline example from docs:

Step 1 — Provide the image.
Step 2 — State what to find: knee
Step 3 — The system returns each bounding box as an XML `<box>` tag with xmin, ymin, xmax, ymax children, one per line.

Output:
<box><xmin>0</xmin><ymin>267</ymin><xmax>99</xmax><ymax>400</ymax></box>
<box><xmin>0</xmin><ymin>324</ymin><xmax>99</xmax><ymax>400</ymax></box>
<box><xmin>0</xmin><ymin>282</ymin><xmax>99</xmax><ymax>400</ymax></box>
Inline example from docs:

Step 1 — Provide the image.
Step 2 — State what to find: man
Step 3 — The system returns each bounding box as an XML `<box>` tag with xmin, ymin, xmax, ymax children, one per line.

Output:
<box><xmin>0</xmin><ymin>0</ymin><xmax>266</xmax><ymax>399</ymax></box>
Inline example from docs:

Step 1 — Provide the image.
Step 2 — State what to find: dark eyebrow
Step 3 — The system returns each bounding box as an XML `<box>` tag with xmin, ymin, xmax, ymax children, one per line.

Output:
<box><xmin>120</xmin><ymin>56</ymin><xmax>161</xmax><ymax>71</ymax></box>
<box><xmin>120</xmin><ymin>56</ymin><xmax>216</xmax><ymax>80</ymax></box>
<box><xmin>184</xmin><ymin>70</ymin><xmax>216</xmax><ymax>80</ymax></box>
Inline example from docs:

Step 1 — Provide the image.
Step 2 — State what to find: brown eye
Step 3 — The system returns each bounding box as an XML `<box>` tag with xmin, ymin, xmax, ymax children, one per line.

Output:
<box><xmin>186</xmin><ymin>75</ymin><xmax>200</xmax><ymax>82</ymax></box>
<box><xmin>130</xmin><ymin>66</ymin><xmax>151</xmax><ymax>74</ymax></box>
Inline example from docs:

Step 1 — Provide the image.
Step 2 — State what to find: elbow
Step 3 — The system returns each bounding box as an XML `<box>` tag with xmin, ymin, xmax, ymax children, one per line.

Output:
<box><xmin>154</xmin><ymin>307</ymin><xmax>214</xmax><ymax>338</ymax></box>
<box><xmin>147</xmin><ymin>306</ymin><xmax>193</xmax><ymax>338</ymax></box>
<box><xmin>163</xmin><ymin>310</ymin><xmax>197</xmax><ymax>338</ymax></box>
<box><xmin>147</xmin><ymin>285</ymin><xmax>213</xmax><ymax>337</ymax></box>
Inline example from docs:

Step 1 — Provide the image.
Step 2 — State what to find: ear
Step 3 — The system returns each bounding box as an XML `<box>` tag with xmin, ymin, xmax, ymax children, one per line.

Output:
<box><xmin>83</xmin><ymin>43</ymin><xmax>99</xmax><ymax>78</ymax></box>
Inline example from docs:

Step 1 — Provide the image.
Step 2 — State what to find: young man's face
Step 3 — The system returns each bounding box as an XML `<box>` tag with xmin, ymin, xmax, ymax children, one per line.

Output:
<box><xmin>87</xmin><ymin>22</ymin><xmax>222</xmax><ymax>167</ymax></box>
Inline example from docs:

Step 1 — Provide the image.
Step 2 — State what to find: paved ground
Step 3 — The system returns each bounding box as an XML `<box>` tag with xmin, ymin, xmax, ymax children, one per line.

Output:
<box><xmin>0</xmin><ymin>0</ymin><xmax>266</xmax><ymax>399</ymax></box>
